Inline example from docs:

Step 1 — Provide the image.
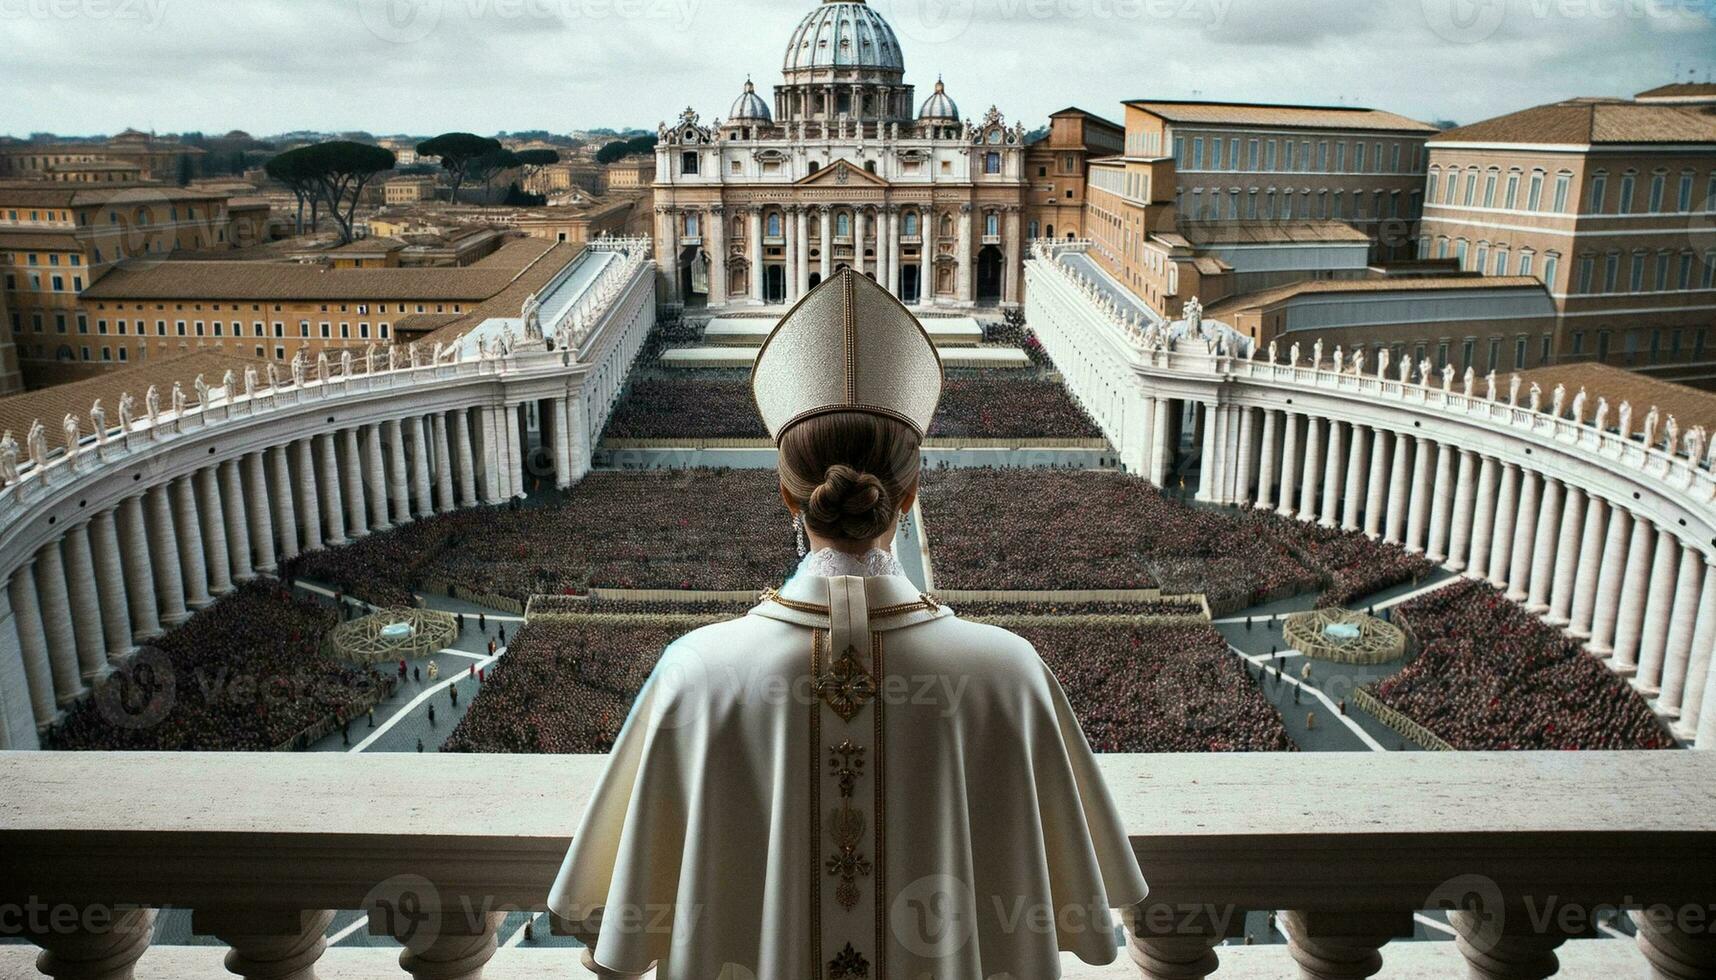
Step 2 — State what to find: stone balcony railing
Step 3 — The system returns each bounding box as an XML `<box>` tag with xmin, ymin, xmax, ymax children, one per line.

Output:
<box><xmin>1</xmin><ymin>752</ymin><xmax>1713</xmax><ymax>979</ymax></box>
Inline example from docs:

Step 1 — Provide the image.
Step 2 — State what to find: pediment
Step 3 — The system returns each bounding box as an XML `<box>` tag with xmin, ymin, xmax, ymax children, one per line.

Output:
<box><xmin>794</xmin><ymin>159</ymin><xmax>889</xmax><ymax>188</ymax></box>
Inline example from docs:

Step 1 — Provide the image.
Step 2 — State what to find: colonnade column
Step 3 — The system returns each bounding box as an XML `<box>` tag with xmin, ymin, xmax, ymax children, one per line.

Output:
<box><xmin>432</xmin><ymin>414</ymin><xmax>456</xmax><ymax>514</ymax></box>
<box><xmin>1487</xmin><ymin>463</ymin><xmax>1519</xmax><ymax>590</ymax></box>
<box><xmin>1504</xmin><ymin>470</ymin><xmax>1541</xmax><ymax>603</ymax></box>
<box><xmin>90</xmin><ymin>510</ymin><xmax>135</xmax><ymax>663</ymax></box>
<box><xmin>1341</xmin><ymin>423</ymin><xmax>1367</xmax><ymax>532</ymax></box>
<box><xmin>1445</xmin><ymin>450</ymin><xmax>1477</xmax><ymax>573</ymax></box>
<box><xmin>1567</xmin><ymin>495</ymin><xmax>1609</xmax><ymax>638</ymax></box>
<box><xmin>1150</xmin><ymin>398</ymin><xmax>1172</xmax><ymax>489</ymax></box>
<box><xmin>294</xmin><ymin>440</ymin><xmax>324</xmax><ymax>554</ymax></box>
<box><xmin>316</xmin><ymin>434</ymin><xmax>347</xmax><ymax>547</ymax></box>
<box><xmin>6</xmin><ymin>566</ymin><xmax>56</xmax><ymax>728</ymax></box>
<box><xmin>1658</xmin><ymin>549</ymin><xmax>1706</xmax><ymax>716</ymax></box>
<box><xmin>1524</xmin><ymin>477</ymin><xmax>1563</xmax><ymax>614</ymax></box>
<box><xmin>748</xmin><ymin>208</ymin><xmax>765</xmax><ymax>303</ymax></box>
<box><xmin>1196</xmin><ymin>405</ymin><xmax>1220</xmax><ymax>504</ymax></box>
<box><xmin>1611</xmin><ymin>516</ymin><xmax>1656</xmax><ymax>672</ymax></box>
<box><xmin>147</xmin><ymin>484</ymin><xmax>189</xmax><ymax>625</ymax></box>
<box><xmin>362</xmin><ymin>427</ymin><xmax>390</xmax><ymax>533</ymax></box>
<box><xmin>117</xmin><ymin>496</ymin><xmax>162</xmax><ymax>639</ymax></box>
<box><xmin>1255</xmin><ymin>410</ymin><xmax>1278</xmax><ymax>511</ymax></box>
<box><xmin>269</xmin><ymin>446</ymin><xmax>299</xmax><ymax>563</ymax></box>
<box><xmin>385</xmin><ymin>420</ymin><xmax>411</xmax><ymax>522</ymax></box>
<box><xmin>1277</xmin><ymin>413</ymin><xmax>1301</xmax><ymax>518</ymax></box>
<box><xmin>1403</xmin><ymin>436</ymin><xmax>1433</xmax><ymax>554</ymax></box>
<box><xmin>453</xmin><ymin>411</ymin><xmax>479</xmax><ymax>507</ymax></box>
<box><xmin>61</xmin><ymin>524</ymin><xmax>108</xmax><ymax>683</ymax></box>
<box><xmin>1678</xmin><ymin>561</ymin><xmax>1716</xmax><ymax>739</ymax></box>
<box><xmin>220</xmin><ymin>461</ymin><xmax>255</xmax><ymax>582</ymax></box>
<box><xmin>1298</xmin><ymin>417</ymin><xmax>1323</xmax><ymax>522</ymax></box>
<box><xmin>1635</xmin><ymin>529</ymin><xmax>1682</xmax><ymax>696</ymax></box>
<box><xmin>476</xmin><ymin>408</ymin><xmax>505</xmax><ymax>506</ymax></box>
<box><xmin>1383</xmin><ymin>432</ymin><xmax>1409</xmax><ymax>544</ymax></box>
<box><xmin>1362</xmin><ymin>428</ymin><xmax>1388</xmax><ymax>539</ymax></box>
<box><xmin>565</xmin><ymin>397</ymin><xmax>591</xmax><ymax>485</ymax></box>
<box><xmin>1546</xmin><ymin>486</ymin><xmax>1586</xmax><ymax>626</ymax></box>
<box><xmin>505</xmin><ymin>405</ymin><xmax>526</xmax><ymax>498</ymax></box>
<box><xmin>1425</xmin><ymin>443</ymin><xmax>1456</xmax><ymax>565</ymax></box>
<box><xmin>173</xmin><ymin>475</ymin><xmax>213</xmax><ymax>609</ymax></box>
<box><xmin>198</xmin><ymin>467</ymin><xmax>234</xmax><ymax>596</ymax></box>
<box><xmin>1317</xmin><ymin>420</ymin><xmax>1343</xmax><ymax>528</ymax></box>
<box><xmin>33</xmin><ymin>546</ymin><xmax>83</xmax><ymax>705</ymax></box>
<box><xmin>342</xmin><ymin>428</ymin><xmax>368</xmax><ymax>539</ymax></box>
<box><xmin>408</xmin><ymin>417</ymin><xmax>434</xmax><ymax>518</ymax></box>
<box><xmin>1465</xmin><ymin>456</ymin><xmax>1498</xmax><ymax>581</ymax></box>
<box><xmin>1234</xmin><ymin>407</ymin><xmax>1257</xmax><ymax>507</ymax></box>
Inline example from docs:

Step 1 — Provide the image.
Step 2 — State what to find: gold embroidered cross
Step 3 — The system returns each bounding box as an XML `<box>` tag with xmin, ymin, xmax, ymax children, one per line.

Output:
<box><xmin>828</xmin><ymin>740</ymin><xmax>865</xmax><ymax>799</ymax></box>
<box><xmin>818</xmin><ymin>644</ymin><xmax>877</xmax><ymax>722</ymax></box>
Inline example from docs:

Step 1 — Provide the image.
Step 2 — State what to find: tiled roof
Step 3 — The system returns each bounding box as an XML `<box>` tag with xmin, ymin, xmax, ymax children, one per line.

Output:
<box><xmin>0</xmin><ymin>183</ymin><xmax>230</xmax><ymax>208</ymax></box>
<box><xmin>81</xmin><ymin>238</ymin><xmax>563</xmax><ymax>303</ymax></box>
<box><xmin>0</xmin><ymin>232</ymin><xmax>87</xmax><ymax>252</ymax></box>
<box><xmin>1433</xmin><ymin>99</ymin><xmax>1716</xmax><ymax>145</ymax></box>
<box><xmin>1206</xmin><ymin>275</ymin><xmax>1545</xmax><ymax>316</ymax></box>
<box><xmin>1181</xmin><ymin>221</ymin><xmax>1374</xmax><ymax>246</ymax></box>
<box><xmin>419</xmin><ymin>243</ymin><xmax>587</xmax><ymax>344</ymax></box>
<box><xmin>1520</xmin><ymin>362</ymin><xmax>1716</xmax><ymax>434</ymax></box>
<box><xmin>0</xmin><ymin>350</ymin><xmax>263</xmax><ymax>442</ymax></box>
<box><xmin>1636</xmin><ymin>83</ymin><xmax>1716</xmax><ymax>99</ymax></box>
<box><xmin>1124</xmin><ymin>100</ymin><xmax>1439</xmax><ymax>134</ymax></box>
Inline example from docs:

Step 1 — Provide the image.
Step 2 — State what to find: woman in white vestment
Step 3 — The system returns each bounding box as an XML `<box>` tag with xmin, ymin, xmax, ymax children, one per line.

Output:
<box><xmin>550</xmin><ymin>270</ymin><xmax>1147</xmax><ymax>979</ymax></box>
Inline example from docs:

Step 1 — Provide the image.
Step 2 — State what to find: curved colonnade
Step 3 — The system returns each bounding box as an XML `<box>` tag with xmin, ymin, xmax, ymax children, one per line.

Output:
<box><xmin>1027</xmin><ymin>242</ymin><xmax>1716</xmax><ymax>748</ymax></box>
<box><xmin>0</xmin><ymin>243</ymin><xmax>657</xmax><ymax>750</ymax></box>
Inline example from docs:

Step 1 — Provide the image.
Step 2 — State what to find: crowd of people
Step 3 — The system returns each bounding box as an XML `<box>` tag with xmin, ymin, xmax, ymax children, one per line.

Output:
<box><xmin>1367</xmin><ymin>580</ymin><xmax>1673</xmax><ymax>751</ymax></box>
<box><xmin>46</xmin><ymin>582</ymin><xmax>384</xmax><ymax>751</ymax></box>
<box><xmin>290</xmin><ymin>509</ymin><xmax>490</xmax><ymax>608</ymax></box>
<box><xmin>950</xmin><ymin>598</ymin><xmax>1204</xmax><ymax>620</ymax></box>
<box><xmin>598</xmin><ymin>373</ymin><xmax>1102</xmax><ymax>443</ymax></box>
<box><xmin>1240</xmin><ymin>512</ymin><xmax>1438</xmax><ymax>610</ymax></box>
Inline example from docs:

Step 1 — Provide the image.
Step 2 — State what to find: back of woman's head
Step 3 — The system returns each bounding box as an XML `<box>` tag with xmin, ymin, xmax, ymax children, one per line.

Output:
<box><xmin>778</xmin><ymin>412</ymin><xmax>922</xmax><ymax>545</ymax></box>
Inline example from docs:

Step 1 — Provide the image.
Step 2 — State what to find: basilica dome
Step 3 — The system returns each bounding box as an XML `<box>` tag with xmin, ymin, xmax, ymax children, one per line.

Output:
<box><xmin>728</xmin><ymin>79</ymin><xmax>772</xmax><ymax>123</ymax></box>
<box><xmin>918</xmin><ymin>78</ymin><xmax>960</xmax><ymax>122</ymax></box>
<box><xmin>782</xmin><ymin>0</ymin><xmax>905</xmax><ymax>74</ymax></box>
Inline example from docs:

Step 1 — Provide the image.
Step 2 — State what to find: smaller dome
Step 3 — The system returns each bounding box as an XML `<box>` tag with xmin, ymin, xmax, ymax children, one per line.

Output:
<box><xmin>729</xmin><ymin>78</ymin><xmax>772</xmax><ymax>123</ymax></box>
<box><xmin>918</xmin><ymin>78</ymin><xmax>960</xmax><ymax>122</ymax></box>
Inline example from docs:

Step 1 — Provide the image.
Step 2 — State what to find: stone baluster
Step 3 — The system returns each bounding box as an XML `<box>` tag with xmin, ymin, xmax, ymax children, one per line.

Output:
<box><xmin>1505</xmin><ymin>470</ymin><xmax>1541</xmax><ymax>603</ymax></box>
<box><xmin>363</xmin><ymin>425</ymin><xmax>391</xmax><ymax>533</ymax></box>
<box><xmin>294</xmin><ymin>440</ymin><xmax>324</xmax><ymax>554</ymax></box>
<box><xmin>61</xmin><ymin>523</ymin><xmax>109</xmax><ymax>682</ymax></box>
<box><xmin>1446</xmin><ymin>450</ymin><xmax>1478</xmax><ymax>572</ymax></box>
<box><xmin>146</xmin><ymin>484</ymin><xmax>190</xmax><ymax>626</ymax></box>
<box><xmin>452</xmin><ymin>410</ymin><xmax>479</xmax><ymax>507</ymax></box>
<box><xmin>268</xmin><ymin>447</ymin><xmax>299</xmax><ymax>564</ymax></box>
<box><xmin>1255</xmin><ymin>410</ymin><xmax>1278</xmax><ymax>511</ymax></box>
<box><xmin>1122</xmin><ymin>906</ymin><xmax>1231</xmax><ymax>980</ymax></box>
<box><xmin>1384</xmin><ymin>432</ymin><xmax>1410</xmax><ymax>545</ymax></box>
<box><xmin>116</xmin><ymin>497</ymin><xmax>162</xmax><ymax>639</ymax></box>
<box><xmin>1632</xmin><ymin>906</ymin><xmax>1716</xmax><ymax>980</ymax></box>
<box><xmin>1635</xmin><ymin>529</ymin><xmax>1682</xmax><ymax>695</ymax></box>
<box><xmin>342</xmin><ymin>428</ymin><xmax>368</xmax><ymax>539</ymax></box>
<box><xmin>432</xmin><ymin>414</ymin><xmax>456</xmax><ymax>514</ymax></box>
<box><xmin>220</xmin><ymin>461</ymin><xmax>255</xmax><ymax>583</ymax></box>
<box><xmin>1277</xmin><ymin>413</ymin><xmax>1301</xmax><ymax>518</ymax></box>
<box><xmin>391</xmin><ymin>910</ymin><xmax>505</xmax><ymax>980</ymax></box>
<box><xmin>198</xmin><ymin>467</ymin><xmax>234</xmax><ymax>597</ymax></box>
<box><xmin>1524</xmin><ymin>477</ymin><xmax>1563</xmax><ymax>614</ymax></box>
<box><xmin>1450</xmin><ymin>909</ymin><xmax>1567</xmax><ymax>980</ymax></box>
<box><xmin>1318</xmin><ymin>419</ymin><xmax>1344</xmax><ymax>528</ymax></box>
<box><xmin>26</xmin><ymin>907</ymin><xmax>156</xmax><ymax>980</ymax></box>
<box><xmin>1466</xmin><ymin>456</ymin><xmax>1498</xmax><ymax>580</ymax></box>
<box><xmin>1340</xmin><ymin>423</ymin><xmax>1367</xmax><ymax>531</ymax></box>
<box><xmin>1611</xmin><ymin>516</ymin><xmax>1657</xmax><ymax>672</ymax></box>
<box><xmin>1404</xmin><ymin>437</ymin><xmax>1434</xmax><ymax>554</ymax></box>
<box><xmin>89</xmin><ymin>510</ymin><xmax>135</xmax><ymax>662</ymax></box>
<box><xmin>244</xmin><ymin>453</ymin><xmax>278</xmax><ymax>576</ymax></box>
<box><xmin>1487</xmin><ymin>464</ymin><xmax>1519</xmax><ymax>590</ymax></box>
<box><xmin>170</xmin><ymin>476</ymin><xmax>213</xmax><ymax>609</ymax></box>
<box><xmin>1298</xmin><ymin>416</ymin><xmax>1324</xmax><ymax>522</ymax></box>
<box><xmin>316</xmin><ymin>434</ymin><xmax>348</xmax><ymax>547</ymax></box>
<box><xmin>7</xmin><ymin>563</ymin><xmax>58</xmax><ymax>726</ymax></box>
<box><xmin>1425</xmin><ymin>443</ymin><xmax>1456</xmax><ymax>565</ymax></box>
<box><xmin>385</xmin><ymin>419</ymin><xmax>411</xmax><ymax>523</ymax></box>
<box><xmin>1281</xmin><ymin>910</ymin><xmax>1413</xmax><ymax>979</ymax></box>
<box><xmin>197</xmin><ymin>908</ymin><xmax>335</xmax><ymax>980</ymax></box>
<box><xmin>1567</xmin><ymin>494</ymin><xmax>1609</xmax><ymax>638</ymax></box>
<box><xmin>1656</xmin><ymin>546</ymin><xmax>1705</xmax><ymax>715</ymax></box>
<box><xmin>408</xmin><ymin>417</ymin><xmax>434</xmax><ymax>518</ymax></box>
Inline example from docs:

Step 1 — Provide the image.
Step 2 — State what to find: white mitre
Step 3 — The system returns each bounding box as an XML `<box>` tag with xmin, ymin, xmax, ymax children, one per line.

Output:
<box><xmin>752</xmin><ymin>268</ymin><xmax>943</xmax><ymax>440</ymax></box>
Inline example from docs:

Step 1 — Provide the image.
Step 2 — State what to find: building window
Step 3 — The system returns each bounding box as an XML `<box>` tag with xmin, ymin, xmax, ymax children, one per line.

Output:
<box><xmin>1618</xmin><ymin>173</ymin><xmax>1636</xmax><ymax>214</ymax></box>
<box><xmin>1553</xmin><ymin>172</ymin><xmax>1572</xmax><ymax>212</ymax></box>
<box><xmin>1527</xmin><ymin>171</ymin><xmax>1544</xmax><ymax>210</ymax></box>
<box><xmin>680</xmin><ymin>152</ymin><xmax>699</xmax><ymax>175</ymax></box>
<box><xmin>1648</xmin><ymin>174</ymin><xmax>1666</xmax><ymax>213</ymax></box>
<box><xmin>1603</xmin><ymin>254</ymin><xmax>1619</xmax><ymax>293</ymax></box>
<box><xmin>1544</xmin><ymin>253</ymin><xmax>1560</xmax><ymax>289</ymax></box>
<box><xmin>1588</xmin><ymin>173</ymin><xmax>1607</xmax><ymax>213</ymax></box>
<box><xmin>984</xmin><ymin>152</ymin><xmax>1001</xmax><ymax>174</ymax></box>
<box><xmin>1570</xmin><ymin>332</ymin><xmax>1584</xmax><ymax>355</ymax></box>
<box><xmin>1515</xmin><ymin>337</ymin><xmax>1527</xmax><ymax>370</ymax></box>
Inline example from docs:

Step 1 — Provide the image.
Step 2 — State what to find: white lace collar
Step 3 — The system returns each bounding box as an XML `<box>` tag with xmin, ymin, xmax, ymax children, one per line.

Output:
<box><xmin>794</xmin><ymin>547</ymin><xmax>906</xmax><ymax>580</ymax></box>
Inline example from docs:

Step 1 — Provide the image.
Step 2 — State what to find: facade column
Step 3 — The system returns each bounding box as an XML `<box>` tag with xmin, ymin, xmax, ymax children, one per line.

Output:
<box><xmin>748</xmin><ymin>207</ymin><xmax>764</xmax><ymax>303</ymax></box>
<box><xmin>386</xmin><ymin>419</ymin><xmax>411</xmax><ymax>522</ymax></box>
<box><xmin>1384</xmin><ymin>432</ymin><xmax>1410</xmax><ymax>544</ymax></box>
<box><xmin>89</xmin><ymin>510</ymin><xmax>134</xmax><ymax>662</ymax></box>
<box><xmin>793</xmin><ymin>206</ymin><xmax>809</xmax><ymax>300</ymax></box>
<box><xmin>7</xmin><ymin>566</ymin><xmax>57</xmax><ymax>728</ymax></box>
<box><xmin>1546</xmin><ymin>486</ymin><xmax>1586</xmax><ymax>626</ymax></box>
<box><xmin>957</xmin><ymin>204</ymin><xmax>974</xmax><ymax>304</ymax></box>
<box><xmin>1425</xmin><ymin>442</ymin><xmax>1456</xmax><ymax>564</ymax></box>
<box><xmin>453</xmin><ymin>410</ymin><xmax>479</xmax><ymax>507</ymax></box>
<box><xmin>1234</xmin><ymin>407</ymin><xmax>1257</xmax><ymax>507</ymax></box>
<box><xmin>853</xmin><ymin>207</ymin><xmax>867</xmax><ymax>277</ymax></box>
<box><xmin>116</xmin><ymin>495</ymin><xmax>162</xmax><ymax>639</ymax></box>
<box><xmin>1277</xmin><ymin>412</ymin><xmax>1301</xmax><ymax>518</ymax></box>
<box><xmin>1487</xmin><ymin>463</ymin><xmax>1519</xmax><ymax>589</ymax></box>
<box><xmin>294</xmin><ymin>439</ymin><xmax>324</xmax><ymax>554</ymax></box>
<box><xmin>220</xmin><ymin>460</ymin><xmax>255</xmax><ymax>582</ymax></box>
<box><xmin>888</xmin><ymin>207</ymin><xmax>903</xmax><ymax>298</ymax></box>
<box><xmin>269</xmin><ymin>446</ymin><xmax>300</xmax><ymax>563</ymax></box>
<box><xmin>817</xmin><ymin>205</ymin><xmax>832</xmax><ymax>284</ymax></box>
<box><xmin>198</xmin><ymin>467</ymin><xmax>234</xmax><ymax>596</ymax></box>
<box><xmin>342</xmin><ymin>428</ymin><xmax>368</xmax><ymax>539</ymax></box>
<box><xmin>1318</xmin><ymin>419</ymin><xmax>1345</xmax><ymax>527</ymax></box>
<box><xmin>1003</xmin><ymin>206</ymin><xmax>1023</xmax><ymax>304</ymax></box>
<box><xmin>707</xmin><ymin>206</ymin><xmax>727</xmax><ymax>307</ymax></box>
<box><xmin>1677</xmin><ymin>560</ymin><xmax>1716</xmax><ymax>739</ymax></box>
<box><xmin>173</xmin><ymin>475</ymin><xmax>213</xmax><ymax>608</ymax></box>
<box><xmin>1567</xmin><ymin>495</ymin><xmax>1608</xmax><ymax>638</ymax></box>
<box><xmin>432</xmin><ymin>413</ymin><xmax>457</xmax><ymax>513</ymax></box>
<box><xmin>1150</xmin><ymin>397</ymin><xmax>1173</xmax><ymax>488</ymax></box>
<box><xmin>656</xmin><ymin>206</ymin><xmax>680</xmax><ymax>305</ymax></box>
<box><xmin>1635</xmin><ymin>529</ymin><xmax>1682</xmax><ymax>695</ymax></box>
<box><xmin>1525</xmin><ymin>477</ymin><xmax>1563</xmax><ymax>614</ymax></box>
<box><xmin>1611</xmin><ymin>515</ymin><xmax>1656</xmax><ymax>672</ymax></box>
<box><xmin>1297</xmin><ymin>415</ymin><xmax>1323</xmax><ymax>522</ymax></box>
<box><xmin>1445</xmin><ymin>450</ymin><xmax>1478</xmax><ymax>572</ymax></box>
<box><xmin>147</xmin><ymin>484</ymin><xmax>189</xmax><ymax>625</ymax></box>
<box><xmin>1505</xmin><ymin>469</ymin><xmax>1541</xmax><ymax>602</ymax></box>
<box><xmin>1404</xmin><ymin>436</ymin><xmax>1434</xmax><ymax>553</ymax></box>
<box><xmin>34</xmin><ymin>544</ymin><xmax>85</xmax><ymax>704</ymax></box>
<box><xmin>362</xmin><ymin>426</ymin><xmax>390</xmax><ymax>533</ymax></box>
<box><xmin>61</xmin><ymin>524</ymin><xmax>109</xmax><ymax>683</ymax></box>
<box><xmin>1255</xmin><ymin>410</ymin><xmax>1278</xmax><ymax>511</ymax></box>
<box><xmin>1341</xmin><ymin>423</ymin><xmax>1367</xmax><ymax>531</ymax></box>
<box><xmin>408</xmin><ymin>417</ymin><xmax>434</xmax><ymax>517</ymax></box>
<box><xmin>1465</xmin><ymin>456</ymin><xmax>1498</xmax><ymax>580</ymax></box>
<box><xmin>1658</xmin><ymin>548</ymin><xmax>1706</xmax><ymax>716</ymax></box>
<box><xmin>316</xmin><ymin>433</ymin><xmax>347</xmax><ymax>547</ymax></box>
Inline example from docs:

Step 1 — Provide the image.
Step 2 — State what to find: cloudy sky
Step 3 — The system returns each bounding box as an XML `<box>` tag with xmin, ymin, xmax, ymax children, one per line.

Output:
<box><xmin>1</xmin><ymin>0</ymin><xmax>1711</xmax><ymax>138</ymax></box>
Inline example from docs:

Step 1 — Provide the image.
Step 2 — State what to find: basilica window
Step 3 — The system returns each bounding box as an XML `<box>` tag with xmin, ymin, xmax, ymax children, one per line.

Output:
<box><xmin>837</xmin><ymin>212</ymin><xmax>852</xmax><ymax>237</ymax></box>
<box><xmin>985</xmin><ymin>152</ymin><xmax>1001</xmax><ymax>174</ymax></box>
<box><xmin>903</xmin><ymin>212</ymin><xmax>919</xmax><ymax>236</ymax></box>
<box><xmin>681</xmin><ymin>152</ymin><xmax>699</xmax><ymax>175</ymax></box>
<box><xmin>767</xmin><ymin>213</ymin><xmax>783</xmax><ymax>237</ymax></box>
<box><xmin>985</xmin><ymin>212</ymin><xmax>999</xmax><ymax>236</ymax></box>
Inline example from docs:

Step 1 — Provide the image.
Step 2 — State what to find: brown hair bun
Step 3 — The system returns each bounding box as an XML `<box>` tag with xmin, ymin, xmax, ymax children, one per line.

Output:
<box><xmin>777</xmin><ymin>412</ymin><xmax>922</xmax><ymax>547</ymax></box>
<box><xmin>805</xmin><ymin>465</ymin><xmax>893</xmax><ymax>542</ymax></box>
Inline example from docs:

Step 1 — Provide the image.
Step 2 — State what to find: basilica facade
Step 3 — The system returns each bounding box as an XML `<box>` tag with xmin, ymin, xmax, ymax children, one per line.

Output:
<box><xmin>652</xmin><ymin>0</ymin><xmax>1029</xmax><ymax>313</ymax></box>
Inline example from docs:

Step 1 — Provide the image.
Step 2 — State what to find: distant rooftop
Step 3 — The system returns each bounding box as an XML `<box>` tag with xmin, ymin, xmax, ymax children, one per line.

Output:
<box><xmin>1206</xmin><ymin>275</ymin><xmax>1546</xmax><ymax>317</ymax></box>
<box><xmin>1123</xmin><ymin>100</ymin><xmax>1439</xmax><ymax>134</ymax></box>
<box><xmin>1433</xmin><ymin>98</ymin><xmax>1716</xmax><ymax>146</ymax></box>
<box><xmin>1180</xmin><ymin>220</ymin><xmax>1374</xmax><ymax>247</ymax></box>
<box><xmin>1520</xmin><ymin>362</ymin><xmax>1716</xmax><ymax>435</ymax></box>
